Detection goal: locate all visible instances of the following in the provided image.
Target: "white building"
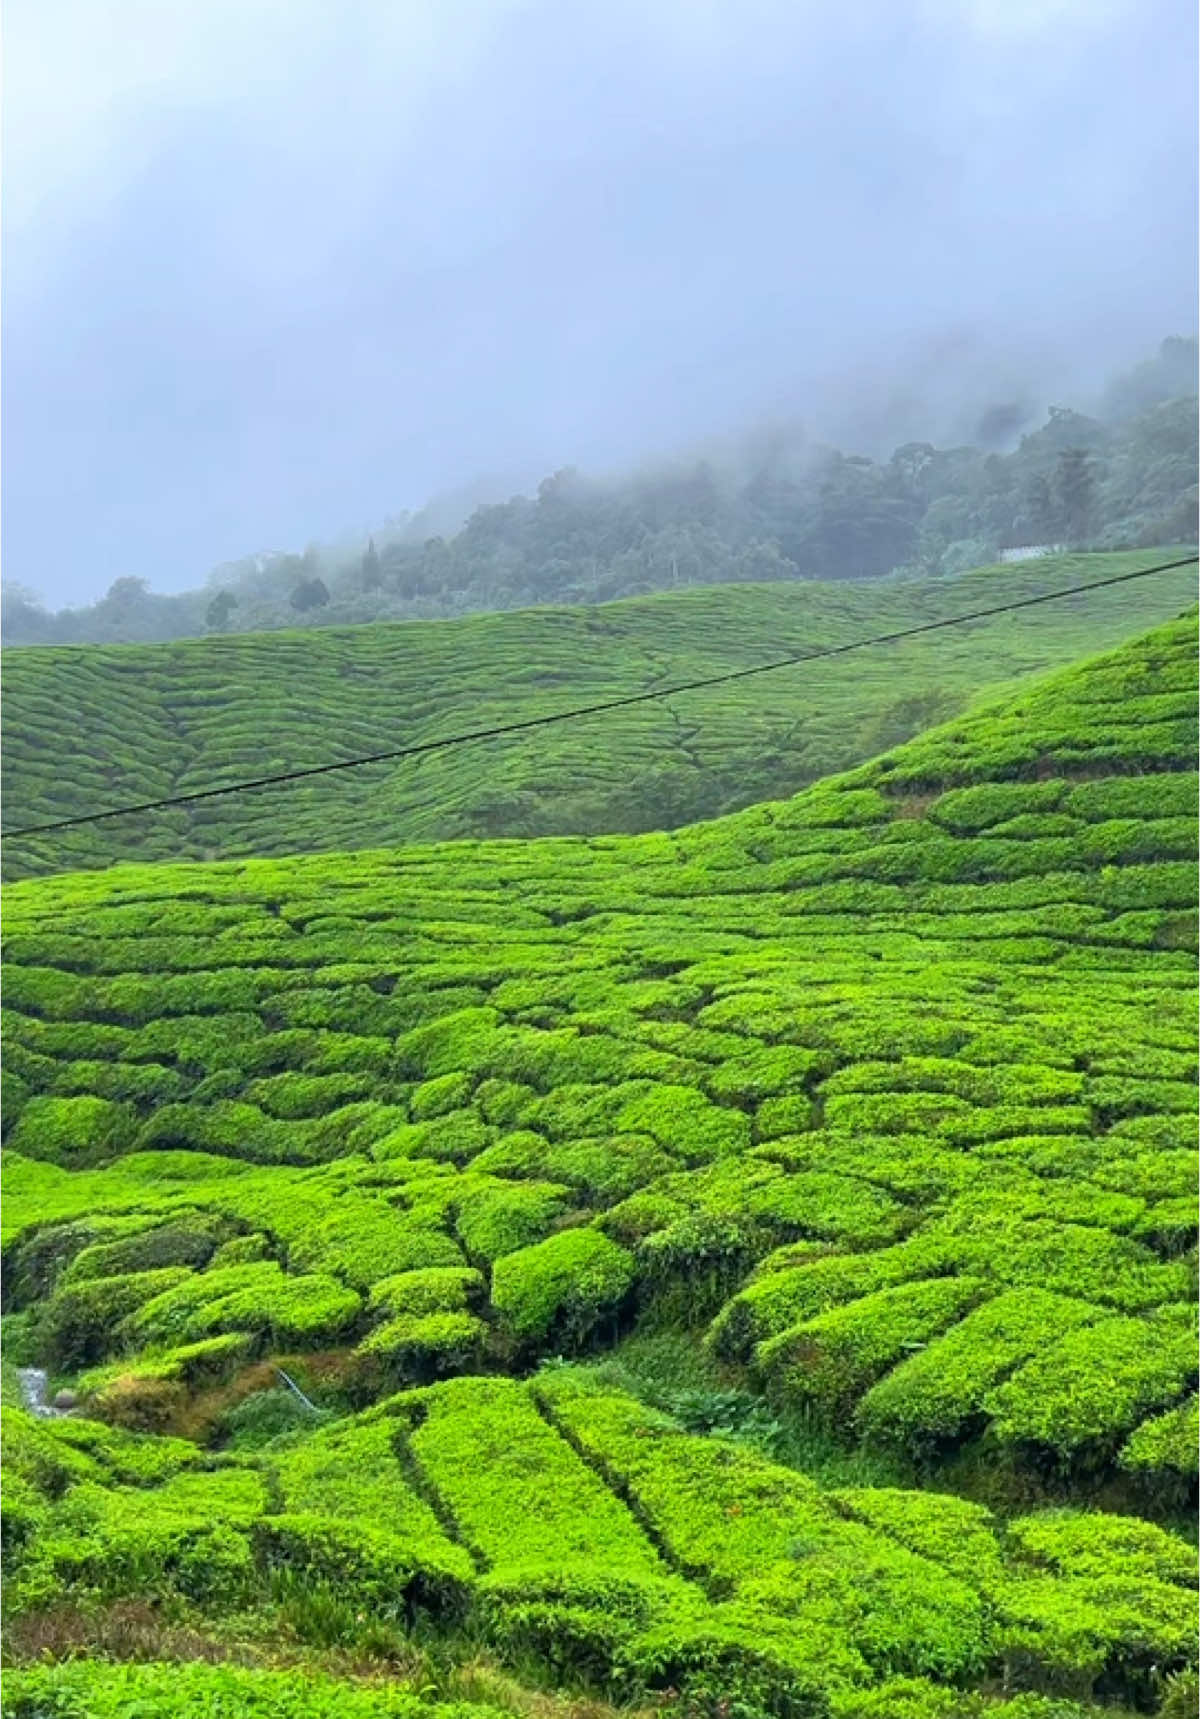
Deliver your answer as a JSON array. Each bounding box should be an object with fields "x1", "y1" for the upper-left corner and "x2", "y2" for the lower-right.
[{"x1": 998, "y1": 544, "x2": 1066, "y2": 563}]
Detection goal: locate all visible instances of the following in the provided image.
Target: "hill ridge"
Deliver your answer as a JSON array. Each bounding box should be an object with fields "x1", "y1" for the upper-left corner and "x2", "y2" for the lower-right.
[
  {"x1": 3, "y1": 549, "x2": 1194, "y2": 880},
  {"x1": 2, "y1": 613, "x2": 1197, "y2": 1715}
]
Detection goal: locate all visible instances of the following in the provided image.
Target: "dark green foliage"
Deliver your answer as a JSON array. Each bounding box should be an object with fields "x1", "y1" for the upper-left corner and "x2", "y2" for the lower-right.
[
  {"x1": 6, "y1": 357, "x2": 1196, "y2": 662},
  {"x1": 61, "y1": 1214, "x2": 227, "y2": 1282},
  {"x1": 218, "y1": 1386, "x2": 326, "y2": 1450},
  {"x1": 36, "y1": 1267, "x2": 197, "y2": 1369}
]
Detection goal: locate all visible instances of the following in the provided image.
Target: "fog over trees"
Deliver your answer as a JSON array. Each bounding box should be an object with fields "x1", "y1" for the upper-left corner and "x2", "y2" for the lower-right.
[{"x1": 4, "y1": 339, "x2": 1195, "y2": 647}]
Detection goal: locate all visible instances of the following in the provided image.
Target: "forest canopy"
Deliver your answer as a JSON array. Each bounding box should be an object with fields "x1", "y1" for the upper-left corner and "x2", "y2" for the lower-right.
[{"x1": 3, "y1": 339, "x2": 1196, "y2": 649}]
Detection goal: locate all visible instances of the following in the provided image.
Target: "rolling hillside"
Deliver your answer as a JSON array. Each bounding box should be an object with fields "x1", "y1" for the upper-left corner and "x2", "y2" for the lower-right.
[
  {"x1": 2, "y1": 611, "x2": 1196, "y2": 1715},
  {"x1": 3, "y1": 549, "x2": 1195, "y2": 881}
]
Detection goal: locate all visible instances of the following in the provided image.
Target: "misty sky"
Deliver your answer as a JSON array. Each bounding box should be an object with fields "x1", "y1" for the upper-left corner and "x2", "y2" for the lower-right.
[{"x1": 4, "y1": 0, "x2": 1197, "y2": 606}]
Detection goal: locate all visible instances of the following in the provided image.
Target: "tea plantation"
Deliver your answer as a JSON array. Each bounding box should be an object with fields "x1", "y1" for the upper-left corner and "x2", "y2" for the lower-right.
[
  {"x1": 3, "y1": 550, "x2": 1194, "y2": 880},
  {"x1": 1, "y1": 610, "x2": 1197, "y2": 1717}
]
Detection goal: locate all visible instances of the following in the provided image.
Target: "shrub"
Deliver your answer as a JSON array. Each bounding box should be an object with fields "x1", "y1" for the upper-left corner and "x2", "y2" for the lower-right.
[
  {"x1": 270, "y1": 1415, "x2": 470, "y2": 1577},
  {"x1": 492, "y1": 1229, "x2": 636, "y2": 1349},
  {"x1": 755, "y1": 1278, "x2": 988, "y2": 1417},
  {"x1": 706, "y1": 1238, "x2": 948, "y2": 1366},
  {"x1": 408, "y1": 1375, "x2": 667, "y2": 1585},
  {"x1": 614, "y1": 1085, "x2": 751, "y2": 1163},
  {"x1": 210, "y1": 1231, "x2": 273, "y2": 1266},
  {"x1": 374, "y1": 1109, "x2": 495, "y2": 1165},
  {"x1": 4, "y1": 1216, "x2": 153, "y2": 1309},
  {"x1": 367, "y1": 1265, "x2": 485, "y2": 1318},
  {"x1": 23, "y1": 1470, "x2": 263, "y2": 1609},
  {"x1": 1006, "y1": 1508, "x2": 1197, "y2": 1587},
  {"x1": 355, "y1": 1310, "x2": 487, "y2": 1380},
  {"x1": 122, "y1": 1261, "x2": 361, "y2": 1350},
  {"x1": 985, "y1": 1316, "x2": 1198, "y2": 1457},
  {"x1": 539, "y1": 1374, "x2": 989, "y2": 1683},
  {"x1": 410, "y1": 1070, "x2": 475, "y2": 1119},
  {"x1": 857, "y1": 1290, "x2": 1102, "y2": 1455},
  {"x1": 454, "y1": 1178, "x2": 569, "y2": 1263},
  {"x1": 61, "y1": 1215, "x2": 226, "y2": 1283},
  {"x1": 288, "y1": 1200, "x2": 463, "y2": 1288},
  {"x1": 1, "y1": 1406, "x2": 105, "y2": 1498},
  {"x1": 704, "y1": 1045, "x2": 828, "y2": 1107},
  {"x1": 246, "y1": 1071, "x2": 377, "y2": 1119},
  {"x1": 7, "y1": 1096, "x2": 137, "y2": 1166},
  {"x1": 36, "y1": 1266, "x2": 196, "y2": 1369},
  {"x1": 754, "y1": 1095, "x2": 816, "y2": 1139},
  {"x1": 637, "y1": 1214, "x2": 763, "y2": 1326},
  {"x1": 0, "y1": 1655, "x2": 485, "y2": 1715},
  {"x1": 829, "y1": 1488, "x2": 1004, "y2": 1590},
  {"x1": 219, "y1": 1386, "x2": 326, "y2": 1450},
  {"x1": 81, "y1": 1333, "x2": 253, "y2": 1430},
  {"x1": 1119, "y1": 1396, "x2": 1199, "y2": 1477},
  {"x1": 928, "y1": 781, "x2": 1067, "y2": 834}
]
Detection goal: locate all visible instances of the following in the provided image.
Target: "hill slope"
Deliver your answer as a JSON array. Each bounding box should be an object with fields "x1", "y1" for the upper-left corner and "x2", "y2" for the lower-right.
[
  {"x1": 3, "y1": 549, "x2": 1194, "y2": 880},
  {"x1": 2, "y1": 613, "x2": 1197, "y2": 1713}
]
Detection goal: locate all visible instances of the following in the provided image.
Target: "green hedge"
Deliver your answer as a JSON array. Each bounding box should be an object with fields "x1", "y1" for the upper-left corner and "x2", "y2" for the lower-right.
[
  {"x1": 7, "y1": 1095, "x2": 138, "y2": 1165},
  {"x1": 755, "y1": 1278, "x2": 988, "y2": 1416},
  {"x1": 0, "y1": 1660, "x2": 495, "y2": 1717},
  {"x1": 1119, "y1": 1396, "x2": 1200, "y2": 1477},
  {"x1": 123, "y1": 1261, "x2": 361, "y2": 1350},
  {"x1": 986, "y1": 1316, "x2": 1198, "y2": 1456},
  {"x1": 856, "y1": 1290, "x2": 1102, "y2": 1454},
  {"x1": 491, "y1": 1228, "x2": 635, "y2": 1348}
]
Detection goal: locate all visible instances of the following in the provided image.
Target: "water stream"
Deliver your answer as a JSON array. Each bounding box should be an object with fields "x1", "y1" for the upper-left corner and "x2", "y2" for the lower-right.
[{"x1": 16, "y1": 1367, "x2": 67, "y2": 1417}]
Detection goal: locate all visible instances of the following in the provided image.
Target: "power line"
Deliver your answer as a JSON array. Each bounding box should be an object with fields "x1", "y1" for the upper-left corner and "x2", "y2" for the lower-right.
[{"x1": 3, "y1": 553, "x2": 1196, "y2": 841}]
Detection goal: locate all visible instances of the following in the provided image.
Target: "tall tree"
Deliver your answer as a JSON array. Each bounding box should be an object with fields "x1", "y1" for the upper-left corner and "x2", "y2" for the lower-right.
[
  {"x1": 1055, "y1": 449, "x2": 1096, "y2": 545},
  {"x1": 1024, "y1": 472, "x2": 1060, "y2": 543},
  {"x1": 205, "y1": 590, "x2": 238, "y2": 632},
  {"x1": 361, "y1": 537, "x2": 382, "y2": 592},
  {"x1": 290, "y1": 578, "x2": 330, "y2": 612}
]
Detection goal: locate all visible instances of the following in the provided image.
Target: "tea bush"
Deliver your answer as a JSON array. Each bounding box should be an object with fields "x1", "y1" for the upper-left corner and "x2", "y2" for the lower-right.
[
  {"x1": 0, "y1": 1660, "x2": 498, "y2": 1716},
  {"x1": 985, "y1": 1315, "x2": 1198, "y2": 1455},
  {"x1": 356, "y1": 1309, "x2": 488, "y2": 1380},
  {"x1": 8, "y1": 1095, "x2": 138, "y2": 1166},
  {"x1": 122, "y1": 1261, "x2": 362, "y2": 1350},
  {"x1": 1120, "y1": 1397, "x2": 1200, "y2": 1476},
  {"x1": 491, "y1": 1228, "x2": 636, "y2": 1347},
  {"x1": 856, "y1": 1290, "x2": 1102, "y2": 1454},
  {"x1": 36, "y1": 1266, "x2": 197, "y2": 1369},
  {"x1": 755, "y1": 1278, "x2": 988, "y2": 1417},
  {"x1": 2, "y1": 612, "x2": 1197, "y2": 1710}
]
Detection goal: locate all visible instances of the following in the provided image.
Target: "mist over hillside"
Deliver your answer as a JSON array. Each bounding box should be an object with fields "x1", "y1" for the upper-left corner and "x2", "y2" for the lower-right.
[{"x1": 4, "y1": 338, "x2": 1196, "y2": 648}]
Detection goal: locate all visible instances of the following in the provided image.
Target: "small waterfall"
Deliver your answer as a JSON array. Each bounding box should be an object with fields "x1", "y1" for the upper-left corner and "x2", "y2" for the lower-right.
[{"x1": 16, "y1": 1368, "x2": 67, "y2": 1417}]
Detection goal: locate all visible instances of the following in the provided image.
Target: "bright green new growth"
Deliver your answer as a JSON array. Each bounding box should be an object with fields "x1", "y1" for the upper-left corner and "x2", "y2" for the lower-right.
[
  {"x1": 0, "y1": 1660, "x2": 499, "y2": 1716},
  {"x1": 1, "y1": 608, "x2": 1197, "y2": 1713},
  {"x1": 490, "y1": 1227, "x2": 636, "y2": 1345}
]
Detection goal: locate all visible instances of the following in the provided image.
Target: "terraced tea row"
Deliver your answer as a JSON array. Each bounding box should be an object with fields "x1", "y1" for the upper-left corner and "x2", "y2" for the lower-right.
[
  {"x1": 4, "y1": 1374, "x2": 1196, "y2": 1715},
  {"x1": 3, "y1": 550, "x2": 1193, "y2": 880},
  {"x1": 3, "y1": 616, "x2": 1196, "y2": 1496}
]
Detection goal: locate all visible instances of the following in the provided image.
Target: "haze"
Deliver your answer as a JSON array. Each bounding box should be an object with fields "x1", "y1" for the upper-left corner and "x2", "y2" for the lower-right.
[{"x1": 4, "y1": 0, "x2": 1196, "y2": 606}]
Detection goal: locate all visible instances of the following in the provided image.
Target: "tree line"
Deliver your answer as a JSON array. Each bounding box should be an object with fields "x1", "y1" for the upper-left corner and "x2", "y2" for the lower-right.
[{"x1": 4, "y1": 338, "x2": 1195, "y2": 648}]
